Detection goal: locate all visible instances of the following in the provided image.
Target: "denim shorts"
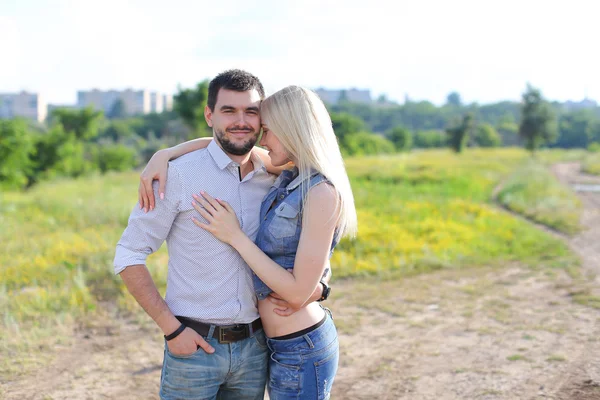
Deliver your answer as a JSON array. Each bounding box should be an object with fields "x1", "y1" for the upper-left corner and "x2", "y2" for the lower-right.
[{"x1": 266, "y1": 313, "x2": 339, "y2": 400}]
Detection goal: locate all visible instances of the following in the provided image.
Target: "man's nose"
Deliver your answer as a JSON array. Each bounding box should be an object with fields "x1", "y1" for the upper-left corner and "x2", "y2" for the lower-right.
[{"x1": 236, "y1": 111, "x2": 247, "y2": 125}]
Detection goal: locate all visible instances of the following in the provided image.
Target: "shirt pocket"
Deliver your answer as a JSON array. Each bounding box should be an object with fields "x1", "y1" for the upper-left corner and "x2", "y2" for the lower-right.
[{"x1": 268, "y1": 202, "x2": 300, "y2": 239}]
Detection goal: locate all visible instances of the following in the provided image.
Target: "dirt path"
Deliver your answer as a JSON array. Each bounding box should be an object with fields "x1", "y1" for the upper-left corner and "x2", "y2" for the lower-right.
[{"x1": 2, "y1": 163, "x2": 600, "y2": 400}]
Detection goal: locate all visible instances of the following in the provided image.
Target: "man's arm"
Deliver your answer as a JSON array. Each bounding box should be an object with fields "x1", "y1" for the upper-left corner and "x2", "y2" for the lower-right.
[
  {"x1": 115, "y1": 166, "x2": 214, "y2": 354},
  {"x1": 120, "y1": 265, "x2": 214, "y2": 354}
]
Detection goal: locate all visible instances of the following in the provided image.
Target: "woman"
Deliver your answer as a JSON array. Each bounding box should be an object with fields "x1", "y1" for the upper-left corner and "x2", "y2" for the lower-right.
[{"x1": 141, "y1": 86, "x2": 357, "y2": 399}]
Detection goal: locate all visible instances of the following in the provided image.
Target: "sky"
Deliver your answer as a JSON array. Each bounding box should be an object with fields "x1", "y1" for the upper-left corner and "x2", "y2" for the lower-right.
[{"x1": 1, "y1": 0, "x2": 598, "y2": 106}]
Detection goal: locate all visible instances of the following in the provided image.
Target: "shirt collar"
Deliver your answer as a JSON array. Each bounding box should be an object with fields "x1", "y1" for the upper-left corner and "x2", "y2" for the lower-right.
[
  {"x1": 207, "y1": 139, "x2": 266, "y2": 174},
  {"x1": 207, "y1": 140, "x2": 234, "y2": 170}
]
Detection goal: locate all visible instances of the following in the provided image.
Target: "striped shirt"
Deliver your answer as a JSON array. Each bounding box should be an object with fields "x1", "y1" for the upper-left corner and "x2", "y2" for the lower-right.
[{"x1": 114, "y1": 140, "x2": 275, "y2": 324}]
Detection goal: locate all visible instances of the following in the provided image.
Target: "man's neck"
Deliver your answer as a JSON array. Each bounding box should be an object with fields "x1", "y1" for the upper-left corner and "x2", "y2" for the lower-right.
[{"x1": 224, "y1": 150, "x2": 254, "y2": 180}]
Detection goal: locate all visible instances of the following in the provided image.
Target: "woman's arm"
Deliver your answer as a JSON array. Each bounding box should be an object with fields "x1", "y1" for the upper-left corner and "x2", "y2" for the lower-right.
[
  {"x1": 139, "y1": 139, "x2": 288, "y2": 212},
  {"x1": 139, "y1": 138, "x2": 212, "y2": 212},
  {"x1": 193, "y1": 184, "x2": 339, "y2": 309}
]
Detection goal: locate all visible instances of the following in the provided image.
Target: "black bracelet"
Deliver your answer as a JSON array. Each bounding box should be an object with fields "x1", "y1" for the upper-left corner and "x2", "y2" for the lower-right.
[{"x1": 164, "y1": 323, "x2": 186, "y2": 341}]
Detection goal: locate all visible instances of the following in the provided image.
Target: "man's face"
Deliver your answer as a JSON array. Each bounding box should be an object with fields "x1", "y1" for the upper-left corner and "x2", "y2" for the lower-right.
[{"x1": 205, "y1": 89, "x2": 261, "y2": 156}]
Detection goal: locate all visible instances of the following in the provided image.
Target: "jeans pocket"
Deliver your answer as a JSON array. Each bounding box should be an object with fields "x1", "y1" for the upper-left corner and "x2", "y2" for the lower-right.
[
  {"x1": 269, "y1": 351, "x2": 302, "y2": 392},
  {"x1": 314, "y1": 346, "x2": 339, "y2": 400},
  {"x1": 166, "y1": 341, "x2": 208, "y2": 359}
]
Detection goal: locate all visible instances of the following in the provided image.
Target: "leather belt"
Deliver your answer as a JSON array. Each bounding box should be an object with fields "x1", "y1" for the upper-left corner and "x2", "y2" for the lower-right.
[{"x1": 176, "y1": 316, "x2": 263, "y2": 344}]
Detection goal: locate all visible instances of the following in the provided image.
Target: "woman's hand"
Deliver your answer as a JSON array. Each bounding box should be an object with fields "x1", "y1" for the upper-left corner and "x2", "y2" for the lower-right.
[
  {"x1": 191, "y1": 191, "x2": 244, "y2": 245},
  {"x1": 138, "y1": 149, "x2": 171, "y2": 212}
]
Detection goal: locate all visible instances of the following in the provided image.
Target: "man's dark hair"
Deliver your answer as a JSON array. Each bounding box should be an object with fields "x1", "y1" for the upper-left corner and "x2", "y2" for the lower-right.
[{"x1": 207, "y1": 69, "x2": 265, "y2": 111}]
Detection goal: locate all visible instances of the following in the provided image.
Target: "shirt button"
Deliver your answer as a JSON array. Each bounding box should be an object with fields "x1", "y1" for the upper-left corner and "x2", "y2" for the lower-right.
[{"x1": 279, "y1": 194, "x2": 285, "y2": 200}]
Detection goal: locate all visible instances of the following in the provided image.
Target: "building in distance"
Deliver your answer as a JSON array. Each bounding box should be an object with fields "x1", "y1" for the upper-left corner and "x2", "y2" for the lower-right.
[
  {"x1": 77, "y1": 89, "x2": 173, "y2": 117},
  {"x1": 0, "y1": 91, "x2": 47, "y2": 122},
  {"x1": 314, "y1": 88, "x2": 372, "y2": 105}
]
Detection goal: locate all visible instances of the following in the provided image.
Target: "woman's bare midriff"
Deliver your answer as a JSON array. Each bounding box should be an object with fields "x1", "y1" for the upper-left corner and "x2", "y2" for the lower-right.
[{"x1": 259, "y1": 298, "x2": 326, "y2": 338}]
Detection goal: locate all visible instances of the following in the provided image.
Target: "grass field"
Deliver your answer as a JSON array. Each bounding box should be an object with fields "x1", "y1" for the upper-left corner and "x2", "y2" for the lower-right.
[
  {"x1": 496, "y1": 160, "x2": 582, "y2": 234},
  {"x1": 0, "y1": 148, "x2": 583, "y2": 375},
  {"x1": 582, "y1": 152, "x2": 600, "y2": 175}
]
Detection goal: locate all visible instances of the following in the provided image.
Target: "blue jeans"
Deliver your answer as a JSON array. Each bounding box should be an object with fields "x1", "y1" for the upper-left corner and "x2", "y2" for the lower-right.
[
  {"x1": 160, "y1": 329, "x2": 268, "y2": 400},
  {"x1": 266, "y1": 314, "x2": 339, "y2": 400}
]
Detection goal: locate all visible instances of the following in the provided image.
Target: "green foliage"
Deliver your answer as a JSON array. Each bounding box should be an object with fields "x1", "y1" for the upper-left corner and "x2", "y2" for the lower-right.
[
  {"x1": 50, "y1": 107, "x2": 103, "y2": 140},
  {"x1": 174, "y1": 80, "x2": 211, "y2": 137},
  {"x1": 99, "y1": 119, "x2": 138, "y2": 142},
  {"x1": 519, "y1": 84, "x2": 558, "y2": 153},
  {"x1": 31, "y1": 120, "x2": 96, "y2": 182},
  {"x1": 93, "y1": 144, "x2": 138, "y2": 173},
  {"x1": 446, "y1": 113, "x2": 474, "y2": 153},
  {"x1": 44, "y1": 130, "x2": 95, "y2": 179},
  {"x1": 555, "y1": 109, "x2": 600, "y2": 149},
  {"x1": 588, "y1": 142, "x2": 600, "y2": 152},
  {"x1": 474, "y1": 124, "x2": 502, "y2": 147},
  {"x1": 414, "y1": 130, "x2": 446, "y2": 148},
  {"x1": 0, "y1": 119, "x2": 35, "y2": 190},
  {"x1": 330, "y1": 112, "x2": 366, "y2": 140},
  {"x1": 386, "y1": 126, "x2": 413, "y2": 151},
  {"x1": 342, "y1": 132, "x2": 396, "y2": 156}
]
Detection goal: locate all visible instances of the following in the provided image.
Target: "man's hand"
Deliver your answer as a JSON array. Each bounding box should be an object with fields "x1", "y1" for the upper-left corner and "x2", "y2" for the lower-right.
[
  {"x1": 167, "y1": 327, "x2": 215, "y2": 355},
  {"x1": 268, "y1": 282, "x2": 324, "y2": 316}
]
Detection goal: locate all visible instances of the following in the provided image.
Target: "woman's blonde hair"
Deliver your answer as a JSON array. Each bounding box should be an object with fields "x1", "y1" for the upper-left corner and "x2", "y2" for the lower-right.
[{"x1": 260, "y1": 85, "x2": 357, "y2": 240}]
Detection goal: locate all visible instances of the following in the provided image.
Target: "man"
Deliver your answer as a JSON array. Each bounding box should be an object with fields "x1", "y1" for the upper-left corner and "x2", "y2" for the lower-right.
[{"x1": 114, "y1": 70, "x2": 327, "y2": 399}]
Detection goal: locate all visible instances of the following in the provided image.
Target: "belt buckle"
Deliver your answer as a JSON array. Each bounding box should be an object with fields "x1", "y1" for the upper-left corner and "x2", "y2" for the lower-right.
[
  {"x1": 218, "y1": 324, "x2": 249, "y2": 344},
  {"x1": 218, "y1": 327, "x2": 232, "y2": 344}
]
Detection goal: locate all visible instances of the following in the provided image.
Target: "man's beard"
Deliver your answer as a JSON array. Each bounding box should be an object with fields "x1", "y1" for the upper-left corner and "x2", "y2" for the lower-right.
[{"x1": 214, "y1": 127, "x2": 259, "y2": 156}]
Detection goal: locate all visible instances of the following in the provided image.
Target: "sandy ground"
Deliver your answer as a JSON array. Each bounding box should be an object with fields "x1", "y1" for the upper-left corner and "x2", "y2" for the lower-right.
[{"x1": 2, "y1": 163, "x2": 600, "y2": 400}]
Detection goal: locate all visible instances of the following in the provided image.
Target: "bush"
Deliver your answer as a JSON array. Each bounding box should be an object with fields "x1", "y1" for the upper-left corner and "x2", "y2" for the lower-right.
[
  {"x1": 386, "y1": 126, "x2": 413, "y2": 151},
  {"x1": 93, "y1": 144, "x2": 138, "y2": 173},
  {"x1": 474, "y1": 124, "x2": 502, "y2": 147},
  {"x1": 588, "y1": 142, "x2": 600, "y2": 152},
  {"x1": 0, "y1": 119, "x2": 35, "y2": 190},
  {"x1": 342, "y1": 132, "x2": 396, "y2": 156},
  {"x1": 414, "y1": 130, "x2": 447, "y2": 148}
]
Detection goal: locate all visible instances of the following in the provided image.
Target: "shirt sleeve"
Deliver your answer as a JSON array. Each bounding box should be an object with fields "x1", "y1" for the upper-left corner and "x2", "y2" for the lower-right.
[{"x1": 113, "y1": 164, "x2": 182, "y2": 274}]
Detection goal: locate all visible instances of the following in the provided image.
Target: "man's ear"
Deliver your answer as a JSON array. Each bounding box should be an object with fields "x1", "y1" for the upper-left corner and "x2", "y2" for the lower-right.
[{"x1": 204, "y1": 105, "x2": 213, "y2": 127}]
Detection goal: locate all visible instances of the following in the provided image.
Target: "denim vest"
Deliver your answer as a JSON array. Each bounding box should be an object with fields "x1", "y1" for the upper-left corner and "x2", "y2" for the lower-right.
[{"x1": 253, "y1": 168, "x2": 338, "y2": 300}]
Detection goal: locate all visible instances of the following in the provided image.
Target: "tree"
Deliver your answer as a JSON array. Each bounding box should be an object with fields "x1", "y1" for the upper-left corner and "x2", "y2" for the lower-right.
[
  {"x1": 174, "y1": 80, "x2": 211, "y2": 136},
  {"x1": 50, "y1": 107, "x2": 103, "y2": 140},
  {"x1": 446, "y1": 92, "x2": 462, "y2": 107},
  {"x1": 518, "y1": 84, "x2": 558, "y2": 153},
  {"x1": 0, "y1": 119, "x2": 35, "y2": 189},
  {"x1": 555, "y1": 109, "x2": 599, "y2": 149},
  {"x1": 107, "y1": 99, "x2": 127, "y2": 119},
  {"x1": 330, "y1": 112, "x2": 366, "y2": 140},
  {"x1": 93, "y1": 144, "x2": 138, "y2": 173},
  {"x1": 386, "y1": 126, "x2": 412, "y2": 151},
  {"x1": 446, "y1": 113, "x2": 474, "y2": 153},
  {"x1": 473, "y1": 124, "x2": 502, "y2": 147},
  {"x1": 496, "y1": 112, "x2": 520, "y2": 146}
]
